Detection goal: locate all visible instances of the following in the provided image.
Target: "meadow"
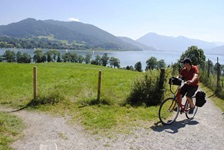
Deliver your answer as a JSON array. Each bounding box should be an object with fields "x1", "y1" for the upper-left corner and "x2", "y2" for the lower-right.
[{"x1": 0, "y1": 63, "x2": 160, "y2": 134}]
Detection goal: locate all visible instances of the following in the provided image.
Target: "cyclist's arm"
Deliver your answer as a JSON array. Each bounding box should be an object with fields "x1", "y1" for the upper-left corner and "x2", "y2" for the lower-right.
[{"x1": 186, "y1": 73, "x2": 198, "y2": 85}]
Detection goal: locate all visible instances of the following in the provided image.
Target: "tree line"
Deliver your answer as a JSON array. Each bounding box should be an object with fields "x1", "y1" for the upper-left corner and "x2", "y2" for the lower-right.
[
  {"x1": 0, "y1": 49, "x2": 167, "y2": 72},
  {"x1": 0, "y1": 49, "x2": 122, "y2": 68},
  {"x1": 126, "y1": 57, "x2": 166, "y2": 72}
]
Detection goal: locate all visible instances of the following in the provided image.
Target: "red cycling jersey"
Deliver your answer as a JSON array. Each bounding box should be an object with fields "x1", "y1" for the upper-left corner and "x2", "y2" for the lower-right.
[{"x1": 180, "y1": 65, "x2": 199, "y2": 86}]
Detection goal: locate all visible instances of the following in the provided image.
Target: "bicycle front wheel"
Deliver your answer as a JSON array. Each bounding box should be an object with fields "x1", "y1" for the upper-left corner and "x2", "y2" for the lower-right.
[{"x1": 159, "y1": 98, "x2": 179, "y2": 125}]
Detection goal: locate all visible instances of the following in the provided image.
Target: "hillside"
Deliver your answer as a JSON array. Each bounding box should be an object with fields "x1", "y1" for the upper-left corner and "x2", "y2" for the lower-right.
[
  {"x1": 0, "y1": 18, "x2": 141, "y2": 50},
  {"x1": 204, "y1": 45, "x2": 224, "y2": 55},
  {"x1": 118, "y1": 36, "x2": 157, "y2": 51},
  {"x1": 137, "y1": 32, "x2": 218, "y2": 51}
]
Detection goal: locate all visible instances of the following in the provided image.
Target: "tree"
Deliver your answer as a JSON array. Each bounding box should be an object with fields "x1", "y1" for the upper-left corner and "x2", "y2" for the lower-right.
[
  {"x1": 179, "y1": 46, "x2": 206, "y2": 65},
  {"x1": 70, "y1": 52, "x2": 78, "y2": 62},
  {"x1": 33, "y1": 49, "x2": 46, "y2": 63},
  {"x1": 85, "y1": 53, "x2": 92, "y2": 64},
  {"x1": 78, "y1": 55, "x2": 84, "y2": 63},
  {"x1": 101, "y1": 53, "x2": 109, "y2": 66},
  {"x1": 93, "y1": 55, "x2": 102, "y2": 65},
  {"x1": 126, "y1": 65, "x2": 134, "y2": 71},
  {"x1": 52, "y1": 50, "x2": 59, "y2": 62},
  {"x1": 146, "y1": 56, "x2": 157, "y2": 70},
  {"x1": 109, "y1": 57, "x2": 120, "y2": 68},
  {"x1": 3, "y1": 50, "x2": 15, "y2": 62},
  {"x1": 62, "y1": 52, "x2": 78, "y2": 62},
  {"x1": 0, "y1": 55, "x2": 3, "y2": 62},
  {"x1": 91, "y1": 60, "x2": 98, "y2": 65},
  {"x1": 57, "y1": 53, "x2": 62, "y2": 62},
  {"x1": 157, "y1": 59, "x2": 166, "y2": 69},
  {"x1": 62, "y1": 52, "x2": 71, "y2": 62},
  {"x1": 46, "y1": 51, "x2": 53, "y2": 62},
  {"x1": 214, "y1": 62, "x2": 222, "y2": 74},
  {"x1": 135, "y1": 61, "x2": 142, "y2": 72},
  {"x1": 22, "y1": 52, "x2": 31, "y2": 63},
  {"x1": 16, "y1": 51, "x2": 31, "y2": 63},
  {"x1": 45, "y1": 50, "x2": 59, "y2": 62},
  {"x1": 16, "y1": 51, "x2": 23, "y2": 63}
]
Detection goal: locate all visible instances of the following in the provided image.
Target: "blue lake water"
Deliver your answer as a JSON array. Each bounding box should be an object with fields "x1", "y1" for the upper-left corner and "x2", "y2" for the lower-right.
[{"x1": 0, "y1": 48, "x2": 223, "y2": 69}]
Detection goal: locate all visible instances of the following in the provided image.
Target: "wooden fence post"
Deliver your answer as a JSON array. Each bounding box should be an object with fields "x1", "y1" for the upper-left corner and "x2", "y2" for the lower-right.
[
  {"x1": 207, "y1": 59, "x2": 210, "y2": 77},
  {"x1": 33, "y1": 66, "x2": 37, "y2": 100},
  {"x1": 97, "y1": 70, "x2": 102, "y2": 101},
  {"x1": 214, "y1": 57, "x2": 222, "y2": 95},
  {"x1": 217, "y1": 57, "x2": 221, "y2": 89},
  {"x1": 159, "y1": 68, "x2": 165, "y2": 102},
  {"x1": 222, "y1": 80, "x2": 223, "y2": 87}
]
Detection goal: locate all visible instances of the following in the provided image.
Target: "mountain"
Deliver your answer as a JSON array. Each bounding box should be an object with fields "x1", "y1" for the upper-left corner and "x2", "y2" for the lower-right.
[
  {"x1": 0, "y1": 18, "x2": 141, "y2": 50},
  {"x1": 1, "y1": 18, "x2": 222, "y2": 52},
  {"x1": 118, "y1": 37, "x2": 157, "y2": 51},
  {"x1": 214, "y1": 42, "x2": 224, "y2": 46},
  {"x1": 204, "y1": 45, "x2": 224, "y2": 55},
  {"x1": 137, "y1": 32, "x2": 218, "y2": 51}
]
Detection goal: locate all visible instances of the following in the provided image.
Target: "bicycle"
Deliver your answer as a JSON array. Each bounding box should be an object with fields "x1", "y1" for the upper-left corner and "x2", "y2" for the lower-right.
[{"x1": 158, "y1": 77, "x2": 198, "y2": 125}]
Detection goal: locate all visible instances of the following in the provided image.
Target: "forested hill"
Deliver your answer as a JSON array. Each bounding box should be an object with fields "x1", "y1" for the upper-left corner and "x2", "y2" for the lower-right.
[
  {"x1": 137, "y1": 32, "x2": 217, "y2": 51},
  {"x1": 0, "y1": 18, "x2": 148, "y2": 51}
]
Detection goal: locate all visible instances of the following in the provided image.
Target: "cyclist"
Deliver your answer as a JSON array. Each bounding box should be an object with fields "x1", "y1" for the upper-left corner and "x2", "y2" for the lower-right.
[{"x1": 178, "y1": 58, "x2": 199, "y2": 114}]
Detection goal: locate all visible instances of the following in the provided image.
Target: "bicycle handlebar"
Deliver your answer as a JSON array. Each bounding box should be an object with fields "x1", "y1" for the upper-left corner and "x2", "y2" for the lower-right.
[{"x1": 169, "y1": 79, "x2": 186, "y2": 95}]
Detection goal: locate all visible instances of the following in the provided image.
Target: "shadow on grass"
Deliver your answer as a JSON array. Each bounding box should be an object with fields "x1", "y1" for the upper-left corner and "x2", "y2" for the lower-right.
[
  {"x1": 150, "y1": 119, "x2": 199, "y2": 134},
  {"x1": 78, "y1": 98, "x2": 111, "y2": 108},
  {"x1": 208, "y1": 93, "x2": 217, "y2": 98},
  {"x1": 5, "y1": 96, "x2": 112, "y2": 112},
  {"x1": 4, "y1": 97, "x2": 60, "y2": 112}
]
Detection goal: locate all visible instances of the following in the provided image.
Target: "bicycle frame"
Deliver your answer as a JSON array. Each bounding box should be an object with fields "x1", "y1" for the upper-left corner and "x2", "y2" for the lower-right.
[{"x1": 170, "y1": 84, "x2": 190, "y2": 113}]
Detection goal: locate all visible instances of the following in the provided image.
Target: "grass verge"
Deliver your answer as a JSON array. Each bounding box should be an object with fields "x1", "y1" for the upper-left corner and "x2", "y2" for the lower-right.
[
  {"x1": 0, "y1": 112, "x2": 25, "y2": 150},
  {"x1": 200, "y1": 83, "x2": 224, "y2": 112}
]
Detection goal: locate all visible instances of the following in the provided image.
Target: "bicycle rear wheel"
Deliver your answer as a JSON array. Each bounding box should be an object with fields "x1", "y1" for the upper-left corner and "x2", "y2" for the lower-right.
[
  {"x1": 185, "y1": 97, "x2": 198, "y2": 119},
  {"x1": 159, "y1": 98, "x2": 179, "y2": 125}
]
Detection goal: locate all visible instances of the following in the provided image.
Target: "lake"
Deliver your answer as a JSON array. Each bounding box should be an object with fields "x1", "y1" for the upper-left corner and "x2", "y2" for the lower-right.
[{"x1": 0, "y1": 48, "x2": 223, "y2": 69}]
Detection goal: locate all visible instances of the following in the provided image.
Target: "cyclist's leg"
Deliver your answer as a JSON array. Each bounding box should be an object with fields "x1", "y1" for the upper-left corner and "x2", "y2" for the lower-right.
[
  {"x1": 180, "y1": 84, "x2": 188, "y2": 104},
  {"x1": 185, "y1": 97, "x2": 198, "y2": 119},
  {"x1": 186, "y1": 97, "x2": 194, "y2": 108},
  {"x1": 186, "y1": 86, "x2": 198, "y2": 108}
]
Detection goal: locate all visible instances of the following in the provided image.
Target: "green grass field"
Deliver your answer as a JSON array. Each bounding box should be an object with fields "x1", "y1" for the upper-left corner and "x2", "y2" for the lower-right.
[
  {"x1": 0, "y1": 63, "x2": 159, "y2": 134},
  {"x1": 0, "y1": 63, "x2": 135, "y2": 105}
]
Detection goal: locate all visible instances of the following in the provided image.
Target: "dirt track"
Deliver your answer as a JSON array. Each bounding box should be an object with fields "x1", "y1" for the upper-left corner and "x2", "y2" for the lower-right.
[{"x1": 1, "y1": 95, "x2": 224, "y2": 150}]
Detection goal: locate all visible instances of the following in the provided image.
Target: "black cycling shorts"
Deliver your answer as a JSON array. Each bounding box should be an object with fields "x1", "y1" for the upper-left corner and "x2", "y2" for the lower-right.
[{"x1": 180, "y1": 84, "x2": 198, "y2": 98}]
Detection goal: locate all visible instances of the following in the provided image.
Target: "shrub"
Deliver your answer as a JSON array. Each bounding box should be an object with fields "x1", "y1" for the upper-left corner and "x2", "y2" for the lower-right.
[{"x1": 125, "y1": 70, "x2": 162, "y2": 106}]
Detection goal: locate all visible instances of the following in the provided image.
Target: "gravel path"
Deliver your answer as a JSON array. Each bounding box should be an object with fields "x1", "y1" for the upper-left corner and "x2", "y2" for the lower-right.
[{"x1": 1, "y1": 96, "x2": 224, "y2": 150}]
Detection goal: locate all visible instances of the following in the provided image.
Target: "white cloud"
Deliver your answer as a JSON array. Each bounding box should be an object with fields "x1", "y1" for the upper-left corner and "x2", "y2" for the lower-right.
[{"x1": 68, "y1": 17, "x2": 80, "y2": 22}]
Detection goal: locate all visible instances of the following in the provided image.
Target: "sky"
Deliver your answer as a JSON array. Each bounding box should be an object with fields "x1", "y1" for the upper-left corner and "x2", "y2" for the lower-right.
[{"x1": 0, "y1": 0, "x2": 224, "y2": 43}]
